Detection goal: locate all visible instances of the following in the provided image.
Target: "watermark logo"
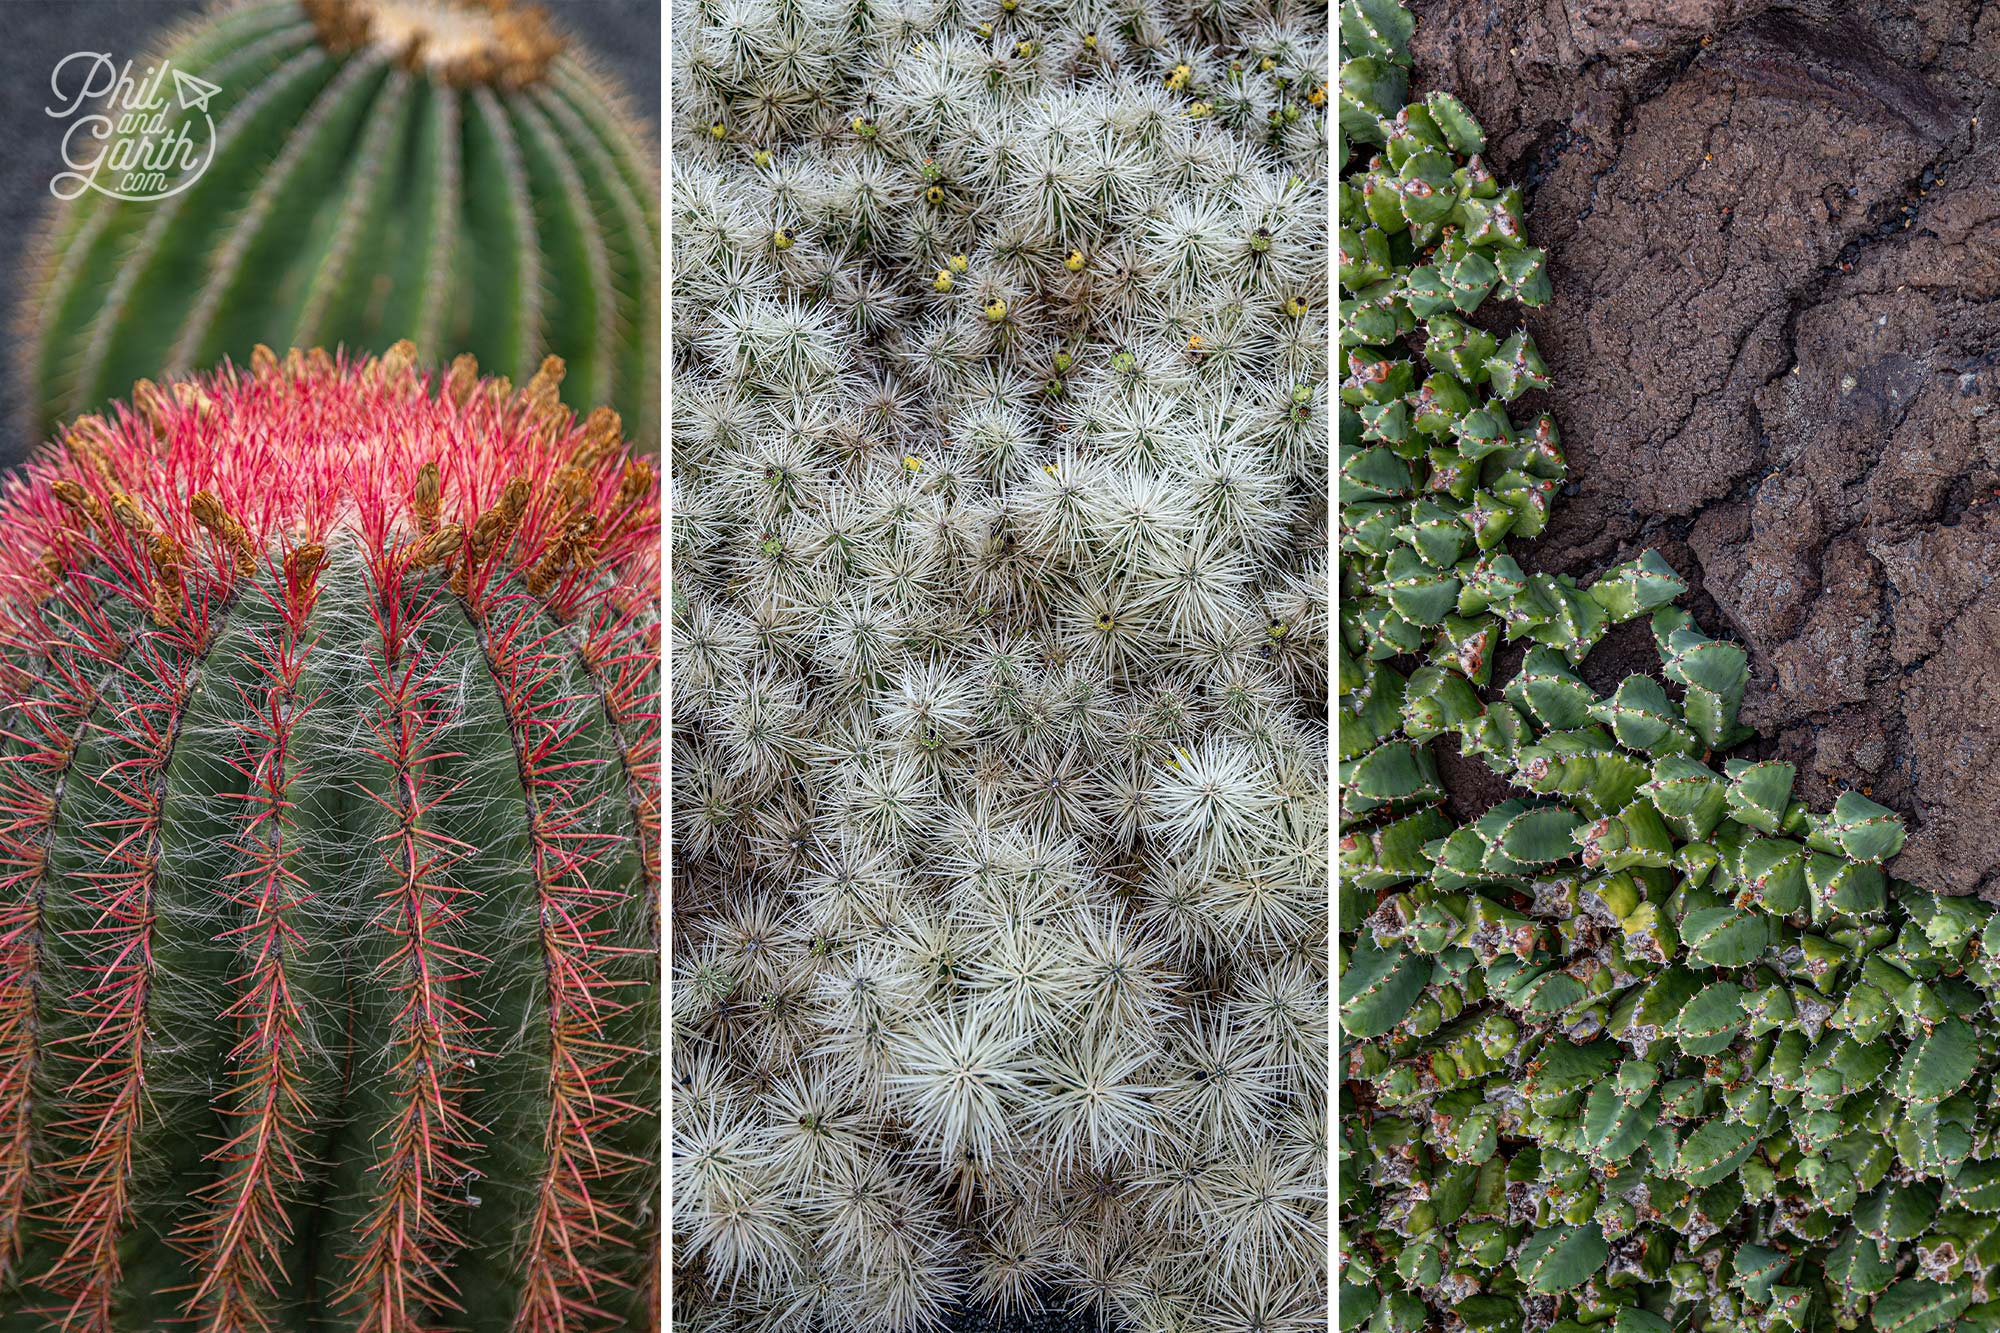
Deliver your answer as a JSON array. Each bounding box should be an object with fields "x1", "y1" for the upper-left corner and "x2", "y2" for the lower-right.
[{"x1": 47, "y1": 53, "x2": 222, "y2": 202}]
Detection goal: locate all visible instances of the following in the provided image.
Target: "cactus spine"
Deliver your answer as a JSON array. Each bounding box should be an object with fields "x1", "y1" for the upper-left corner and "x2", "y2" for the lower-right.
[
  {"x1": 22, "y1": 0, "x2": 661, "y2": 448},
  {"x1": 0, "y1": 344, "x2": 660, "y2": 1332}
]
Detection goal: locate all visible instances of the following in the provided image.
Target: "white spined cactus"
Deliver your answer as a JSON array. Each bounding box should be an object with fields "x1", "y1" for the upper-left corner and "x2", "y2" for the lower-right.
[{"x1": 671, "y1": 0, "x2": 1329, "y2": 1327}]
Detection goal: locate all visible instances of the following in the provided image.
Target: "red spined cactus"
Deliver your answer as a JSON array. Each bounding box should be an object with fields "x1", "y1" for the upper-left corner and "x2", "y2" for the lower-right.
[{"x1": 0, "y1": 344, "x2": 659, "y2": 1332}]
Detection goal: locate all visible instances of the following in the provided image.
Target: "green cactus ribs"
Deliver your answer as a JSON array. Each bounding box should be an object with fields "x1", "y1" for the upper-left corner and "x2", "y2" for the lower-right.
[
  {"x1": 22, "y1": 0, "x2": 661, "y2": 448},
  {"x1": 0, "y1": 344, "x2": 660, "y2": 1333}
]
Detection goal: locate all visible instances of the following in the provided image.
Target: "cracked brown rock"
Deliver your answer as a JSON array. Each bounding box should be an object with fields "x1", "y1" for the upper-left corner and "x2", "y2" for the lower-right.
[{"x1": 1411, "y1": 0, "x2": 2000, "y2": 893}]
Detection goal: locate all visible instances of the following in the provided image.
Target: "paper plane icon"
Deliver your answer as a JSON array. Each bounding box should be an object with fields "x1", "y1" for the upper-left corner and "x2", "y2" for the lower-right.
[{"x1": 171, "y1": 68, "x2": 221, "y2": 113}]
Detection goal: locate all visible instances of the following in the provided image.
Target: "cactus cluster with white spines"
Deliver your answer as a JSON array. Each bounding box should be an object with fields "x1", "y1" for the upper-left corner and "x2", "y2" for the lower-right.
[{"x1": 669, "y1": 0, "x2": 1330, "y2": 1329}]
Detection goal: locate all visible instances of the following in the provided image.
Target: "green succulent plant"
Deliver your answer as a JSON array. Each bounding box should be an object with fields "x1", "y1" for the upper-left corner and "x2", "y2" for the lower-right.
[
  {"x1": 1338, "y1": 2, "x2": 2000, "y2": 1329},
  {"x1": 1338, "y1": 598, "x2": 2000, "y2": 1329},
  {"x1": 22, "y1": 0, "x2": 660, "y2": 447},
  {"x1": 1338, "y1": 0, "x2": 1556, "y2": 687}
]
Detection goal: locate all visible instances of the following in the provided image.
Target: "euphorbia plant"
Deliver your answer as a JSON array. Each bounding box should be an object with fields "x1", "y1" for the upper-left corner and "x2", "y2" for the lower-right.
[{"x1": 0, "y1": 343, "x2": 659, "y2": 1332}]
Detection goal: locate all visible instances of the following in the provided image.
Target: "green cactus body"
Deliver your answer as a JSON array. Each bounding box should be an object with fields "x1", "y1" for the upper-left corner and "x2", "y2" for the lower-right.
[
  {"x1": 23, "y1": 0, "x2": 661, "y2": 448},
  {"x1": 0, "y1": 346, "x2": 660, "y2": 1332}
]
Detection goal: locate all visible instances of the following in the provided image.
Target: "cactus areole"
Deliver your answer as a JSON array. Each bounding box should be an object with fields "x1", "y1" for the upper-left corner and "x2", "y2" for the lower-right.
[
  {"x1": 23, "y1": 0, "x2": 661, "y2": 448},
  {"x1": 0, "y1": 345, "x2": 661, "y2": 1332}
]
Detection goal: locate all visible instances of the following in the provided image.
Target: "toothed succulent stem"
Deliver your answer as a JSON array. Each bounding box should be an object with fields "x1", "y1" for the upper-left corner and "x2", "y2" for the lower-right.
[
  {"x1": 0, "y1": 344, "x2": 659, "y2": 1332},
  {"x1": 1338, "y1": 1, "x2": 2000, "y2": 1327},
  {"x1": 23, "y1": 0, "x2": 661, "y2": 449}
]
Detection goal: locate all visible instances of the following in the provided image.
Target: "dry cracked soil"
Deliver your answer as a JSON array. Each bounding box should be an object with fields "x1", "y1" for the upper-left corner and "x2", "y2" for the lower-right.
[{"x1": 1414, "y1": 0, "x2": 2000, "y2": 896}]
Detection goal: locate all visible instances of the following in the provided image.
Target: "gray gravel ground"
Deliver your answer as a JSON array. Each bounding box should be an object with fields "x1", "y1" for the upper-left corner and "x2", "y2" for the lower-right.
[
  {"x1": 0, "y1": 0, "x2": 660, "y2": 467},
  {"x1": 945, "y1": 1294, "x2": 1111, "y2": 1333}
]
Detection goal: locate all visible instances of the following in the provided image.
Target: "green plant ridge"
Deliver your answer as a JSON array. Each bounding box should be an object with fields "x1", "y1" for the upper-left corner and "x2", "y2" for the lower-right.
[{"x1": 21, "y1": 0, "x2": 662, "y2": 447}]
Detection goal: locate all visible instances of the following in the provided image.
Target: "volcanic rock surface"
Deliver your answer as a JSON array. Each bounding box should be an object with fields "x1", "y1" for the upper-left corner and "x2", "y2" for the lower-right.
[{"x1": 1411, "y1": 0, "x2": 2000, "y2": 895}]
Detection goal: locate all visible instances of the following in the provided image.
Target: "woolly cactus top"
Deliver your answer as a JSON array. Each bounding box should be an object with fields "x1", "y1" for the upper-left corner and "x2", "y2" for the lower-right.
[
  {"x1": 304, "y1": 0, "x2": 567, "y2": 89},
  {"x1": 0, "y1": 344, "x2": 657, "y2": 605}
]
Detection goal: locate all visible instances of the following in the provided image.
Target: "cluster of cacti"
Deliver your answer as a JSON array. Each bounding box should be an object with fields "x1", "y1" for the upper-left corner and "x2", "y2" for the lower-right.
[
  {"x1": 1339, "y1": 2, "x2": 2000, "y2": 1330},
  {"x1": 22, "y1": 0, "x2": 661, "y2": 447},
  {"x1": 671, "y1": 0, "x2": 1329, "y2": 1328},
  {"x1": 0, "y1": 344, "x2": 660, "y2": 1332}
]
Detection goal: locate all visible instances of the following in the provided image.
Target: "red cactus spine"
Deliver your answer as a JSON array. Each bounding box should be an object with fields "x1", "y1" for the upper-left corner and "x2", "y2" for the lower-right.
[{"x1": 0, "y1": 343, "x2": 660, "y2": 1333}]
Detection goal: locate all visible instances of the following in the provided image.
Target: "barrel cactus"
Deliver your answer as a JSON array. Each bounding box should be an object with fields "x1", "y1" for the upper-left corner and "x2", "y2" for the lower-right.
[
  {"x1": 0, "y1": 343, "x2": 660, "y2": 1332},
  {"x1": 22, "y1": 0, "x2": 661, "y2": 448}
]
